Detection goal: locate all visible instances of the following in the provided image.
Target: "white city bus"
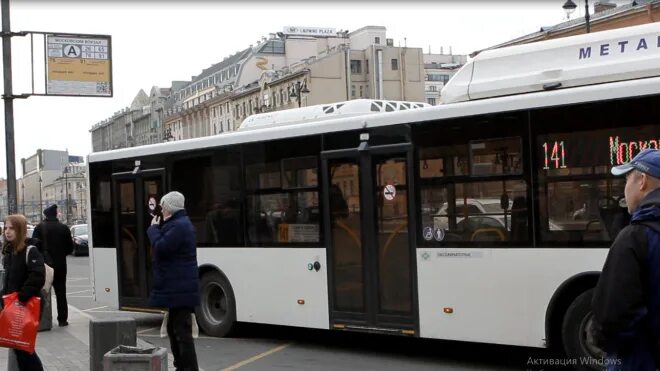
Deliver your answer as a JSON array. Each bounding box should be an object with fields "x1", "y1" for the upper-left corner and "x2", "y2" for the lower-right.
[{"x1": 88, "y1": 22, "x2": 660, "y2": 366}]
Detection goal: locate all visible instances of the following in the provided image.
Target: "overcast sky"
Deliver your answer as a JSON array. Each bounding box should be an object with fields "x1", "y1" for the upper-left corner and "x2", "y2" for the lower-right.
[{"x1": 0, "y1": 0, "x2": 619, "y2": 178}]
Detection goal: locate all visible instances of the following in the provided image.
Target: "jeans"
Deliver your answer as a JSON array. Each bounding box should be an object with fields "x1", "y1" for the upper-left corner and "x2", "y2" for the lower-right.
[
  {"x1": 52, "y1": 264, "x2": 68, "y2": 323},
  {"x1": 14, "y1": 349, "x2": 44, "y2": 371},
  {"x1": 167, "y1": 307, "x2": 199, "y2": 371}
]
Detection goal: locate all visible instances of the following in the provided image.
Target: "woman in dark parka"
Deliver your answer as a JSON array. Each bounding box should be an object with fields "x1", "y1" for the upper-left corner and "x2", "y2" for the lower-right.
[{"x1": 147, "y1": 191, "x2": 200, "y2": 371}]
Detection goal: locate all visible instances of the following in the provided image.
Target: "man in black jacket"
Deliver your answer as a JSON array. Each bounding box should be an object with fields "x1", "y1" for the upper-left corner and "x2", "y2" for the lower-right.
[
  {"x1": 591, "y1": 149, "x2": 660, "y2": 370},
  {"x1": 32, "y1": 204, "x2": 73, "y2": 327}
]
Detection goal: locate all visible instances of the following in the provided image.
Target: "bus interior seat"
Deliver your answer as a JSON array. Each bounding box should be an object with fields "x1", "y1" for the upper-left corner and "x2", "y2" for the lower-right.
[
  {"x1": 598, "y1": 196, "x2": 630, "y2": 240},
  {"x1": 471, "y1": 228, "x2": 506, "y2": 242}
]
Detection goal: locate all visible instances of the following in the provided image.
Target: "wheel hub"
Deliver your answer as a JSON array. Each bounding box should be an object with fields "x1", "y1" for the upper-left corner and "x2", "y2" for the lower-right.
[{"x1": 203, "y1": 282, "x2": 228, "y2": 325}]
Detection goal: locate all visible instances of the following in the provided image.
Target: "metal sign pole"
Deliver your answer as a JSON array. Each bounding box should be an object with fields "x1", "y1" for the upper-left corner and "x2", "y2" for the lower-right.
[{"x1": 1, "y1": 0, "x2": 17, "y2": 215}]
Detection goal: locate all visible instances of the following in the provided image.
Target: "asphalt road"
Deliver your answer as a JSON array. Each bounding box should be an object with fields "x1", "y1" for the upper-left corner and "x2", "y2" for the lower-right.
[{"x1": 66, "y1": 255, "x2": 566, "y2": 371}]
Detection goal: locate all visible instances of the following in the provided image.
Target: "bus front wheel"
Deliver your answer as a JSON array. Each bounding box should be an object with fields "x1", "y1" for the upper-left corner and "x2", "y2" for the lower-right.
[
  {"x1": 561, "y1": 289, "x2": 605, "y2": 370},
  {"x1": 196, "y1": 271, "x2": 236, "y2": 337}
]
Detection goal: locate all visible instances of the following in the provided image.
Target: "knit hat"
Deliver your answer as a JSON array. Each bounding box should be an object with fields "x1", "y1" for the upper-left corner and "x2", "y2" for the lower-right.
[
  {"x1": 44, "y1": 204, "x2": 58, "y2": 218},
  {"x1": 160, "y1": 191, "x2": 185, "y2": 213}
]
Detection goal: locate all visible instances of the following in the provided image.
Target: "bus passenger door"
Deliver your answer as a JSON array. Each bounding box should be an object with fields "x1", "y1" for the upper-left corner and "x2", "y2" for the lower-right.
[
  {"x1": 322, "y1": 144, "x2": 418, "y2": 334},
  {"x1": 112, "y1": 169, "x2": 166, "y2": 309}
]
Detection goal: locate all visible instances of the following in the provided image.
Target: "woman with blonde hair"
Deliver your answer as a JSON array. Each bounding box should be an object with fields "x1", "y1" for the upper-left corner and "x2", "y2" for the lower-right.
[{"x1": 1, "y1": 214, "x2": 45, "y2": 370}]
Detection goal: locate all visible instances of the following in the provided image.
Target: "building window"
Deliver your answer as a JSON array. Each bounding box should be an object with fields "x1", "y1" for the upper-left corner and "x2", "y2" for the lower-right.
[
  {"x1": 427, "y1": 98, "x2": 436, "y2": 105},
  {"x1": 429, "y1": 85, "x2": 437, "y2": 92},
  {"x1": 375, "y1": 37, "x2": 380, "y2": 44},
  {"x1": 427, "y1": 74, "x2": 450, "y2": 84},
  {"x1": 359, "y1": 85, "x2": 363, "y2": 98},
  {"x1": 351, "y1": 85, "x2": 356, "y2": 98},
  {"x1": 350, "y1": 60, "x2": 362, "y2": 74},
  {"x1": 391, "y1": 59, "x2": 399, "y2": 71}
]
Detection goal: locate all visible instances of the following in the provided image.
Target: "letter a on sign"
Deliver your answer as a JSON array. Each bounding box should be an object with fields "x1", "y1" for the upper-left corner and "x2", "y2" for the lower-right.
[{"x1": 64, "y1": 45, "x2": 81, "y2": 58}]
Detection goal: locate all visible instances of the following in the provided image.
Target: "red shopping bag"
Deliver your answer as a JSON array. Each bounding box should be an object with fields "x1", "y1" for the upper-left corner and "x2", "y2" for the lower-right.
[{"x1": 0, "y1": 292, "x2": 41, "y2": 354}]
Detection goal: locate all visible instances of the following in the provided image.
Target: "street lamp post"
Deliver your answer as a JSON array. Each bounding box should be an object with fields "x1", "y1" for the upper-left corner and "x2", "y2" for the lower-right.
[
  {"x1": 563, "y1": 0, "x2": 590, "y2": 33},
  {"x1": 64, "y1": 166, "x2": 69, "y2": 225},
  {"x1": 38, "y1": 175, "x2": 43, "y2": 221},
  {"x1": 289, "y1": 80, "x2": 310, "y2": 108}
]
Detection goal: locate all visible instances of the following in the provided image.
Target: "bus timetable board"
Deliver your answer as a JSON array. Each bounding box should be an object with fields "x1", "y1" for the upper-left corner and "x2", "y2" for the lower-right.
[{"x1": 46, "y1": 34, "x2": 112, "y2": 97}]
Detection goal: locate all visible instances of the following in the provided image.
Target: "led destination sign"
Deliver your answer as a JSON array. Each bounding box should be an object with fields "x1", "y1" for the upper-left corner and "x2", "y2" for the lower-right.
[
  {"x1": 539, "y1": 125, "x2": 657, "y2": 172},
  {"x1": 610, "y1": 135, "x2": 659, "y2": 166}
]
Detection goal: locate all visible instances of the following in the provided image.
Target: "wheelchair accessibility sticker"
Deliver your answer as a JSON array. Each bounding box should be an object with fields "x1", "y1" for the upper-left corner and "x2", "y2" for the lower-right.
[
  {"x1": 423, "y1": 226, "x2": 445, "y2": 242},
  {"x1": 423, "y1": 226, "x2": 433, "y2": 241}
]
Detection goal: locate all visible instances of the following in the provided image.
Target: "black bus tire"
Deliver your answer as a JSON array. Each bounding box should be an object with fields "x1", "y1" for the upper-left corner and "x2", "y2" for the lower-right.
[
  {"x1": 196, "y1": 271, "x2": 236, "y2": 337},
  {"x1": 561, "y1": 288, "x2": 605, "y2": 370}
]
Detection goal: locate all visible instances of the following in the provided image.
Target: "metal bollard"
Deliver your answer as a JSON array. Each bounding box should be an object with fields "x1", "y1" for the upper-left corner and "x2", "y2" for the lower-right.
[{"x1": 89, "y1": 318, "x2": 137, "y2": 371}]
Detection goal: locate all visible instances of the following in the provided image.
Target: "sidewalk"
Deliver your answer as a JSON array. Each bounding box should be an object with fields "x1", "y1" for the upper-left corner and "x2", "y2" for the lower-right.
[{"x1": 0, "y1": 302, "x2": 171, "y2": 371}]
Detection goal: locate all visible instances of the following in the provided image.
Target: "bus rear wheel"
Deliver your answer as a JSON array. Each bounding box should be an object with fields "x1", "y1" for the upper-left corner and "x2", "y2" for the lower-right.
[
  {"x1": 561, "y1": 289, "x2": 605, "y2": 370},
  {"x1": 196, "y1": 271, "x2": 236, "y2": 337}
]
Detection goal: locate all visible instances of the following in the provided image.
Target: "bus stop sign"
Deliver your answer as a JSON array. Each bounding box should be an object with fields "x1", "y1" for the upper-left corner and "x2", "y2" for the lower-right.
[{"x1": 46, "y1": 33, "x2": 112, "y2": 97}]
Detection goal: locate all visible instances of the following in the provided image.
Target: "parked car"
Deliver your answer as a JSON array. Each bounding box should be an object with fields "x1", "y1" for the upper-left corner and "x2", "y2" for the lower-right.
[
  {"x1": 433, "y1": 198, "x2": 513, "y2": 230},
  {"x1": 70, "y1": 224, "x2": 89, "y2": 256}
]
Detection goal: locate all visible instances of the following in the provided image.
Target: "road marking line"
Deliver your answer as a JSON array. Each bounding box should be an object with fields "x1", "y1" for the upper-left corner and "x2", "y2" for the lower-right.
[
  {"x1": 221, "y1": 343, "x2": 291, "y2": 371},
  {"x1": 86, "y1": 309, "x2": 138, "y2": 313},
  {"x1": 139, "y1": 333, "x2": 216, "y2": 340},
  {"x1": 81, "y1": 305, "x2": 107, "y2": 312},
  {"x1": 66, "y1": 277, "x2": 88, "y2": 282},
  {"x1": 68, "y1": 289, "x2": 93, "y2": 295},
  {"x1": 68, "y1": 303, "x2": 94, "y2": 320},
  {"x1": 137, "y1": 326, "x2": 159, "y2": 334}
]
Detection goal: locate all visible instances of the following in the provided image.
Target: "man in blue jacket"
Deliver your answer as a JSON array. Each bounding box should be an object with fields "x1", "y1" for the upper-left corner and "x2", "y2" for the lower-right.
[
  {"x1": 147, "y1": 191, "x2": 200, "y2": 371},
  {"x1": 591, "y1": 149, "x2": 660, "y2": 370}
]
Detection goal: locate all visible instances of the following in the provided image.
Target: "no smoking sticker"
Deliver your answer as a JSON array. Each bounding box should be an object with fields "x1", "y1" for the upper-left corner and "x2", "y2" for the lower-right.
[{"x1": 383, "y1": 185, "x2": 396, "y2": 201}]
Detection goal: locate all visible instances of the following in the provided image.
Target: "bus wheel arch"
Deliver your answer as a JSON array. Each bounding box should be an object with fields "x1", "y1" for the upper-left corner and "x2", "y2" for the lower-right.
[
  {"x1": 545, "y1": 272, "x2": 600, "y2": 359},
  {"x1": 196, "y1": 265, "x2": 237, "y2": 337}
]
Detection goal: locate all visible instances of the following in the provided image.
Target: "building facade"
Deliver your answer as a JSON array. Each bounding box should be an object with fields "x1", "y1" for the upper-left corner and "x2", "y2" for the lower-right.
[
  {"x1": 163, "y1": 25, "x2": 426, "y2": 141},
  {"x1": 423, "y1": 51, "x2": 467, "y2": 105},
  {"x1": 476, "y1": 0, "x2": 660, "y2": 54},
  {"x1": 42, "y1": 163, "x2": 87, "y2": 225},
  {"x1": 0, "y1": 178, "x2": 7, "y2": 221},
  {"x1": 91, "y1": 86, "x2": 172, "y2": 152},
  {"x1": 19, "y1": 149, "x2": 85, "y2": 224},
  {"x1": 91, "y1": 25, "x2": 435, "y2": 149}
]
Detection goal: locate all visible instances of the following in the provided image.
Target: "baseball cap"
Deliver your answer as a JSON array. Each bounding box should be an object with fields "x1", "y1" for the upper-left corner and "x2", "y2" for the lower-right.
[{"x1": 611, "y1": 149, "x2": 660, "y2": 178}]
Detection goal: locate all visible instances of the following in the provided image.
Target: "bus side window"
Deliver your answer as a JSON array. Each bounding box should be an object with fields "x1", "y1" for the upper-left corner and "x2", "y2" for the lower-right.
[
  {"x1": 243, "y1": 136, "x2": 322, "y2": 247},
  {"x1": 171, "y1": 149, "x2": 245, "y2": 247}
]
